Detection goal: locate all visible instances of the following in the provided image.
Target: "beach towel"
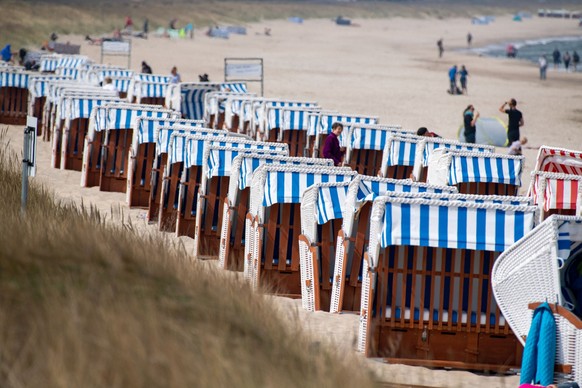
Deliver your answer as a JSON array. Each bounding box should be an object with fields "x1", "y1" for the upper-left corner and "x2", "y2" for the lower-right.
[{"x1": 519, "y1": 302, "x2": 556, "y2": 386}]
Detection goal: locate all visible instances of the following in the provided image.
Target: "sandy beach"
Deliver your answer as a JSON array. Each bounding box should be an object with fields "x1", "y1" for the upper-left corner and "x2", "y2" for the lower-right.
[{"x1": 4, "y1": 13, "x2": 582, "y2": 387}]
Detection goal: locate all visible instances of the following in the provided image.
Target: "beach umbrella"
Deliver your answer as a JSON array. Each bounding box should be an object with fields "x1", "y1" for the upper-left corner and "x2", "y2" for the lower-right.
[{"x1": 457, "y1": 117, "x2": 509, "y2": 147}]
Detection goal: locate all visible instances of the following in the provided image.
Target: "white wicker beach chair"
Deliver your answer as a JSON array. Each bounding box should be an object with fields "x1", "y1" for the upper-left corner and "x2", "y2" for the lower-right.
[
  {"x1": 176, "y1": 137, "x2": 287, "y2": 239},
  {"x1": 527, "y1": 146, "x2": 582, "y2": 197},
  {"x1": 126, "y1": 117, "x2": 205, "y2": 207},
  {"x1": 203, "y1": 91, "x2": 254, "y2": 129},
  {"x1": 343, "y1": 123, "x2": 413, "y2": 176},
  {"x1": 426, "y1": 148, "x2": 525, "y2": 196},
  {"x1": 192, "y1": 141, "x2": 289, "y2": 258},
  {"x1": 492, "y1": 215, "x2": 582, "y2": 385},
  {"x1": 244, "y1": 164, "x2": 356, "y2": 293},
  {"x1": 411, "y1": 137, "x2": 494, "y2": 182},
  {"x1": 379, "y1": 134, "x2": 423, "y2": 180},
  {"x1": 27, "y1": 74, "x2": 71, "y2": 134},
  {"x1": 58, "y1": 94, "x2": 121, "y2": 171},
  {"x1": 156, "y1": 130, "x2": 249, "y2": 231},
  {"x1": 310, "y1": 113, "x2": 378, "y2": 157},
  {"x1": 299, "y1": 181, "x2": 351, "y2": 311},
  {"x1": 218, "y1": 153, "x2": 333, "y2": 270},
  {"x1": 328, "y1": 176, "x2": 458, "y2": 314},
  {"x1": 358, "y1": 195, "x2": 537, "y2": 371}
]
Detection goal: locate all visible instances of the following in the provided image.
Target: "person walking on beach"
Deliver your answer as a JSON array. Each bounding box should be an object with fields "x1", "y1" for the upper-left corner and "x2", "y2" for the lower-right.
[
  {"x1": 463, "y1": 105, "x2": 479, "y2": 144},
  {"x1": 437, "y1": 38, "x2": 444, "y2": 58},
  {"x1": 539, "y1": 55, "x2": 548, "y2": 80},
  {"x1": 573, "y1": 51, "x2": 580, "y2": 72},
  {"x1": 563, "y1": 51, "x2": 571, "y2": 71},
  {"x1": 448, "y1": 65, "x2": 458, "y2": 94},
  {"x1": 459, "y1": 65, "x2": 469, "y2": 94},
  {"x1": 467, "y1": 32, "x2": 472, "y2": 48},
  {"x1": 499, "y1": 98, "x2": 524, "y2": 144},
  {"x1": 322, "y1": 122, "x2": 345, "y2": 166},
  {"x1": 553, "y1": 48, "x2": 561, "y2": 69}
]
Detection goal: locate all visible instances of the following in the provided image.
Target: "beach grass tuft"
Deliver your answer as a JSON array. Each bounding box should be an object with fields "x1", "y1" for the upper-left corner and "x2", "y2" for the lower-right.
[{"x1": 0, "y1": 128, "x2": 374, "y2": 387}]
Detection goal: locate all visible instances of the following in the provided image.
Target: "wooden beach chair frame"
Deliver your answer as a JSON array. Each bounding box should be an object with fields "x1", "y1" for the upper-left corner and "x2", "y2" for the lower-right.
[
  {"x1": 244, "y1": 164, "x2": 356, "y2": 295},
  {"x1": 327, "y1": 176, "x2": 458, "y2": 314},
  {"x1": 0, "y1": 70, "x2": 30, "y2": 125},
  {"x1": 218, "y1": 154, "x2": 333, "y2": 271},
  {"x1": 358, "y1": 196, "x2": 538, "y2": 371}
]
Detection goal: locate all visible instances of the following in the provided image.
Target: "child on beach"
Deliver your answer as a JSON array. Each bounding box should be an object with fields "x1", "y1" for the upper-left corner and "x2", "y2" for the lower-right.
[{"x1": 508, "y1": 136, "x2": 527, "y2": 155}]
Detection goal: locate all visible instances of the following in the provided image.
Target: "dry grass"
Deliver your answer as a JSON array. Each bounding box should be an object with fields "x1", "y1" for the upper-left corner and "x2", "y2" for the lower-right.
[
  {"x1": 0, "y1": 128, "x2": 375, "y2": 387},
  {"x1": 2, "y1": 0, "x2": 582, "y2": 49}
]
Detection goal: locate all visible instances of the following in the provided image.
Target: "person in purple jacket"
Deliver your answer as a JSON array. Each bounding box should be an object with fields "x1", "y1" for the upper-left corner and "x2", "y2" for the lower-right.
[{"x1": 322, "y1": 122, "x2": 345, "y2": 166}]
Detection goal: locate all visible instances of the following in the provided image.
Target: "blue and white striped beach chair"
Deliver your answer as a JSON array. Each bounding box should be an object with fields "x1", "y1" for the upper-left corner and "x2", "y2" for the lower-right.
[
  {"x1": 379, "y1": 134, "x2": 423, "y2": 180},
  {"x1": 41, "y1": 80, "x2": 87, "y2": 141},
  {"x1": 50, "y1": 88, "x2": 119, "y2": 168},
  {"x1": 411, "y1": 137, "x2": 495, "y2": 182},
  {"x1": 358, "y1": 195, "x2": 537, "y2": 370},
  {"x1": 127, "y1": 117, "x2": 205, "y2": 207},
  {"x1": 27, "y1": 74, "x2": 72, "y2": 134},
  {"x1": 177, "y1": 138, "x2": 287, "y2": 239},
  {"x1": 298, "y1": 181, "x2": 351, "y2": 311},
  {"x1": 245, "y1": 164, "x2": 357, "y2": 293},
  {"x1": 0, "y1": 69, "x2": 30, "y2": 125},
  {"x1": 147, "y1": 125, "x2": 249, "y2": 221},
  {"x1": 203, "y1": 91, "x2": 254, "y2": 130},
  {"x1": 427, "y1": 148, "x2": 525, "y2": 195},
  {"x1": 59, "y1": 95, "x2": 121, "y2": 171},
  {"x1": 264, "y1": 104, "x2": 321, "y2": 156},
  {"x1": 310, "y1": 113, "x2": 378, "y2": 158},
  {"x1": 166, "y1": 82, "x2": 247, "y2": 121},
  {"x1": 218, "y1": 154, "x2": 334, "y2": 271},
  {"x1": 193, "y1": 141, "x2": 290, "y2": 258},
  {"x1": 158, "y1": 131, "x2": 251, "y2": 231},
  {"x1": 39, "y1": 54, "x2": 60, "y2": 73},
  {"x1": 311, "y1": 175, "x2": 458, "y2": 313},
  {"x1": 344, "y1": 123, "x2": 413, "y2": 176},
  {"x1": 99, "y1": 104, "x2": 176, "y2": 193},
  {"x1": 492, "y1": 215, "x2": 582, "y2": 386}
]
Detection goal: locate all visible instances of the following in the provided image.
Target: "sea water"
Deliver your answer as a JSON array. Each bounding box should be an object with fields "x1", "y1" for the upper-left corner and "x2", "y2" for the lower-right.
[{"x1": 470, "y1": 36, "x2": 582, "y2": 67}]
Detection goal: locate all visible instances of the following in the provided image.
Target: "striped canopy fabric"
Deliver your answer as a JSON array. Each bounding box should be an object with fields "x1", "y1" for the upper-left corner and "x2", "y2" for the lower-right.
[
  {"x1": 261, "y1": 167, "x2": 357, "y2": 206},
  {"x1": 1, "y1": 71, "x2": 29, "y2": 88},
  {"x1": 220, "y1": 83, "x2": 247, "y2": 93},
  {"x1": 536, "y1": 146, "x2": 582, "y2": 176},
  {"x1": 356, "y1": 177, "x2": 456, "y2": 202},
  {"x1": 111, "y1": 77, "x2": 132, "y2": 93},
  {"x1": 68, "y1": 96, "x2": 120, "y2": 120},
  {"x1": 206, "y1": 142, "x2": 288, "y2": 178},
  {"x1": 266, "y1": 106, "x2": 319, "y2": 131},
  {"x1": 56, "y1": 68, "x2": 81, "y2": 79},
  {"x1": 385, "y1": 136, "x2": 419, "y2": 167},
  {"x1": 315, "y1": 183, "x2": 350, "y2": 225},
  {"x1": 420, "y1": 138, "x2": 495, "y2": 167},
  {"x1": 90, "y1": 69, "x2": 133, "y2": 84},
  {"x1": 378, "y1": 197, "x2": 537, "y2": 252},
  {"x1": 138, "y1": 81, "x2": 168, "y2": 99},
  {"x1": 136, "y1": 118, "x2": 204, "y2": 145},
  {"x1": 181, "y1": 85, "x2": 220, "y2": 120},
  {"x1": 56, "y1": 56, "x2": 89, "y2": 69},
  {"x1": 155, "y1": 126, "x2": 223, "y2": 156},
  {"x1": 40, "y1": 56, "x2": 60, "y2": 72},
  {"x1": 57, "y1": 91, "x2": 118, "y2": 120},
  {"x1": 349, "y1": 125, "x2": 411, "y2": 151},
  {"x1": 448, "y1": 152, "x2": 524, "y2": 186},
  {"x1": 168, "y1": 132, "x2": 232, "y2": 165},
  {"x1": 28, "y1": 75, "x2": 71, "y2": 97},
  {"x1": 314, "y1": 113, "x2": 378, "y2": 136},
  {"x1": 531, "y1": 171, "x2": 582, "y2": 212},
  {"x1": 134, "y1": 74, "x2": 171, "y2": 83},
  {"x1": 235, "y1": 154, "x2": 333, "y2": 193},
  {"x1": 104, "y1": 105, "x2": 174, "y2": 131}
]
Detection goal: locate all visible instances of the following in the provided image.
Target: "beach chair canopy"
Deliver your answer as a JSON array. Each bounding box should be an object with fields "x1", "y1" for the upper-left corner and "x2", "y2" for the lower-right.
[
  {"x1": 0, "y1": 70, "x2": 30, "y2": 88},
  {"x1": 531, "y1": 171, "x2": 582, "y2": 213},
  {"x1": 368, "y1": 196, "x2": 538, "y2": 269},
  {"x1": 27, "y1": 75, "x2": 72, "y2": 98},
  {"x1": 300, "y1": 181, "x2": 351, "y2": 241},
  {"x1": 347, "y1": 123, "x2": 411, "y2": 151},
  {"x1": 427, "y1": 148, "x2": 524, "y2": 187},
  {"x1": 412, "y1": 137, "x2": 495, "y2": 180}
]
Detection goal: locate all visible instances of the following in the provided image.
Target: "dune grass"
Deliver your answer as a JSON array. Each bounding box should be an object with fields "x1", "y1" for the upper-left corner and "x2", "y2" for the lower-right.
[
  {"x1": 2, "y1": 0, "x2": 581, "y2": 49},
  {"x1": 0, "y1": 128, "x2": 375, "y2": 387}
]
